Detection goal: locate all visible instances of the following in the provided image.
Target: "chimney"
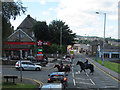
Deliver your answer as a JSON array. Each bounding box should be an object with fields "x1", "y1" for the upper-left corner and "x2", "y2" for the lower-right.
[{"x1": 27, "y1": 15, "x2": 30, "y2": 18}]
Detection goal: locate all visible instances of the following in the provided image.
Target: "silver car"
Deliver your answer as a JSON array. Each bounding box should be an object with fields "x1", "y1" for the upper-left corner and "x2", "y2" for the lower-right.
[{"x1": 15, "y1": 60, "x2": 42, "y2": 71}]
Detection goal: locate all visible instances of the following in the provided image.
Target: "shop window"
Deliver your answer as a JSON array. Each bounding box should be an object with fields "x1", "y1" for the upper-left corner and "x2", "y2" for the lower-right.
[
  {"x1": 111, "y1": 54, "x2": 119, "y2": 58},
  {"x1": 104, "y1": 53, "x2": 109, "y2": 58}
]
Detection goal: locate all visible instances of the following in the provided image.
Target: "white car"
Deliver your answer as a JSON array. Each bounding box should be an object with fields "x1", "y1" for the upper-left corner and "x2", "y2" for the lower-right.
[{"x1": 15, "y1": 60, "x2": 42, "y2": 71}]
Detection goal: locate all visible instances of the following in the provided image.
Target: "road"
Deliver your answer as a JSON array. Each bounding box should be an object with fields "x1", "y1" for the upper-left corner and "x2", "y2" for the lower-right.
[{"x1": 2, "y1": 52, "x2": 120, "y2": 90}]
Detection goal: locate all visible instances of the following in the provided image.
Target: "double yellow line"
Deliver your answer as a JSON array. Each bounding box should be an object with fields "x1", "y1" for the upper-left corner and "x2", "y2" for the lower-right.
[{"x1": 24, "y1": 77, "x2": 43, "y2": 88}]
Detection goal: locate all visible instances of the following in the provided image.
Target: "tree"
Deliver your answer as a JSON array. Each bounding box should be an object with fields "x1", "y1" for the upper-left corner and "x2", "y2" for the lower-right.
[
  {"x1": 49, "y1": 20, "x2": 76, "y2": 45},
  {"x1": 2, "y1": 1, "x2": 26, "y2": 41},
  {"x1": 33, "y1": 21, "x2": 50, "y2": 41},
  {"x1": 2, "y1": 1, "x2": 26, "y2": 21},
  {"x1": 2, "y1": 1, "x2": 26, "y2": 55}
]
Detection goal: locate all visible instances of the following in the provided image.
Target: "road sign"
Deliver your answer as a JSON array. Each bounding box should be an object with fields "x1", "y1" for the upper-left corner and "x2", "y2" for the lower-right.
[{"x1": 37, "y1": 40, "x2": 43, "y2": 46}]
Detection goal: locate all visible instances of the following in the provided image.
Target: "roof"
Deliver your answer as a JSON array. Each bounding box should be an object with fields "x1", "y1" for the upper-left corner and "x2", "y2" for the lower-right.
[
  {"x1": 8, "y1": 29, "x2": 34, "y2": 41},
  {"x1": 18, "y1": 15, "x2": 36, "y2": 29},
  {"x1": 50, "y1": 72, "x2": 65, "y2": 76},
  {"x1": 41, "y1": 83, "x2": 62, "y2": 89}
]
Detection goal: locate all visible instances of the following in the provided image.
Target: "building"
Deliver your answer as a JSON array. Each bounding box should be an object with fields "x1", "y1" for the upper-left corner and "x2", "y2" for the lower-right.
[{"x1": 4, "y1": 15, "x2": 36, "y2": 59}]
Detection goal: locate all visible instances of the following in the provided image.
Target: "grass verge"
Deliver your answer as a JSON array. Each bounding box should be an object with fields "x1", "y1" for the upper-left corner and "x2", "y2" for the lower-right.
[
  {"x1": 93, "y1": 59, "x2": 120, "y2": 74},
  {"x1": 2, "y1": 82, "x2": 37, "y2": 89}
]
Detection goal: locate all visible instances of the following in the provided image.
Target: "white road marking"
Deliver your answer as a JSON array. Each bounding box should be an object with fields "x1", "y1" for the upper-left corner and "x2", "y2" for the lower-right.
[
  {"x1": 90, "y1": 79, "x2": 95, "y2": 85},
  {"x1": 86, "y1": 73, "x2": 89, "y2": 77},
  {"x1": 75, "y1": 78, "x2": 90, "y2": 80},
  {"x1": 72, "y1": 72, "x2": 74, "y2": 77},
  {"x1": 73, "y1": 79, "x2": 76, "y2": 86},
  {"x1": 76, "y1": 81, "x2": 93, "y2": 85}
]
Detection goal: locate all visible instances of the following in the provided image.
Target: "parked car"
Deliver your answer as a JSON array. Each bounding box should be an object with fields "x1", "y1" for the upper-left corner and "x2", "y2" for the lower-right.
[
  {"x1": 47, "y1": 72, "x2": 68, "y2": 88},
  {"x1": 2, "y1": 57, "x2": 8, "y2": 61},
  {"x1": 11, "y1": 55, "x2": 20, "y2": 60},
  {"x1": 27, "y1": 56, "x2": 34, "y2": 60},
  {"x1": 41, "y1": 83, "x2": 63, "y2": 90},
  {"x1": 15, "y1": 60, "x2": 42, "y2": 71}
]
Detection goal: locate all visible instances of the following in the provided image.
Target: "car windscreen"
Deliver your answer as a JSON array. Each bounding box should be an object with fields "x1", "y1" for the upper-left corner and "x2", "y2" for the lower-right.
[{"x1": 51, "y1": 75, "x2": 64, "y2": 78}]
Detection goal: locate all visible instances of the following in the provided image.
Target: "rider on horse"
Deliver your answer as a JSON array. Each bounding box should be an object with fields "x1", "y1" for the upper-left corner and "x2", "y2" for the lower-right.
[{"x1": 84, "y1": 59, "x2": 88, "y2": 68}]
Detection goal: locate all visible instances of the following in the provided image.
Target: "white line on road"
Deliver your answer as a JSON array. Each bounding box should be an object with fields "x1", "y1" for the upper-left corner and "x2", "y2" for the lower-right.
[
  {"x1": 72, "y1": 72, "x2": 74, "y2": 77},
  {"x1": 73, "y1": 79, "x2": 76, "y2": 86},
  {"x1": 90, "y1": 79, "x2": 95, "y2": 85},
  {"x1": 75, "y1": 78, "x2": 90, "y2": 80},
  {"x1": 76, "y1": 81, "x2": 93, "y2": 85},
  {"x1": 86, "y1": 73, "x2": 89, "y2": 77}
]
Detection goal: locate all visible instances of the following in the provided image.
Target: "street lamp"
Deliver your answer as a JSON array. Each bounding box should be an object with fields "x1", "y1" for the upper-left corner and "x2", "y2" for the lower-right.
[
  {"x1": 96, "y1": 11, "x2": 106, "y2": 65},
  {"x1": 60, "y1": 27, "x2": 62, "y2": 57}
]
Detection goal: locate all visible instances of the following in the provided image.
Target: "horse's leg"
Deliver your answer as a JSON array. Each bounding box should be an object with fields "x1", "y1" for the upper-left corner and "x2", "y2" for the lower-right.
[
  {"x1": 84, "y1": 69, "x2": 86, "y2": 72},
  {"x1": 80, "y1": 69, "x2": 82, "y2": 72}
]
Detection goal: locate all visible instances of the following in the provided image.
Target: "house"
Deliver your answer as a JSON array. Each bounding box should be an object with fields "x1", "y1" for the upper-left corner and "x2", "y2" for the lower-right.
[
  {"x1": 4, "y1": 15, "x2": 36, "y2": 58},
  {"x1": 90, "y1": 40, "x2": 120, "y2": 60}
]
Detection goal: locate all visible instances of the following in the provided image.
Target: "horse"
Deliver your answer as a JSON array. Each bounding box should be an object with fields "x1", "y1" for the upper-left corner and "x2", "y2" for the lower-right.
[
  {"x1": 54, "y1": 64, "x2": 68, "y2": 72},
  {"x1": 76, "y1": 61, "x2": 94, "y2": 74}
]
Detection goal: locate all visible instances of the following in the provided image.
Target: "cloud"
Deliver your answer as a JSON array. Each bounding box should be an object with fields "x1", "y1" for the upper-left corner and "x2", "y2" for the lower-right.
[
  {"x1": 56, "y1": 0, "x2": 118, "y2": 39},
  {"x1": 42, "y1": 11, "x2": 50, "y2": 15},
  {"x1": 40, "y1": 0, "x2": 46, "y2": 5}
]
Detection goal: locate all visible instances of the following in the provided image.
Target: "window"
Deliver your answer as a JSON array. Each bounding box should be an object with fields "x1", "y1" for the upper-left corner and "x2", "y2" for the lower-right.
[
  {"x1": 17, "y1": 34, "x2": 19, "y2": 37},
  {"x1": 21, "y1": 34, "x2": 24, "y2": 38}
]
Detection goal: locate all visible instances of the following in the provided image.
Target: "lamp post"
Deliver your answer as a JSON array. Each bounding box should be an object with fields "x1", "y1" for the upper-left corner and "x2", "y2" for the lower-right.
[
  {"x1": 96, "y1": 12, "x2": 106, "y2": 65},
  {"x1": 60, "y1": 27, "x2": 62, "y2": 57}
]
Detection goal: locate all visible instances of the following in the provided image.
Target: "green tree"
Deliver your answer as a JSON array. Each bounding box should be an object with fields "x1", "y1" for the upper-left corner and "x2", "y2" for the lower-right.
[
  {"x1": 49, "y1": 20, "x2": 76, "y2": 45},
  {"x1": 2, "y1": 1, "x2": 26, "y2": 55},
  {"x1": 33, "y1": 21, "x2": 50, "y2": 41},
  {"x1": 2, "y1": 2, "x2": 26, "y2": 21}
]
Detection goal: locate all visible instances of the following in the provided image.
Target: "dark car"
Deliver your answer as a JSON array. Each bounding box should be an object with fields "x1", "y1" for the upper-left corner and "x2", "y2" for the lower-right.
[
  {"x1": 60, "y1": 60, "x2": 71, "y2": 71},
  {"x1": 47, "y1": 72, "x2": 68, "y2": 88},
  {"x1": 11, "y1": 55, "x2": 20, "y2": 60}
]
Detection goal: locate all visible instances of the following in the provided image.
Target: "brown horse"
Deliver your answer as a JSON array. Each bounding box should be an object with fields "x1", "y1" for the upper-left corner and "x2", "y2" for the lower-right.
[{"x1": 76, "y1": 61, "x2": 94, "y2": 74}]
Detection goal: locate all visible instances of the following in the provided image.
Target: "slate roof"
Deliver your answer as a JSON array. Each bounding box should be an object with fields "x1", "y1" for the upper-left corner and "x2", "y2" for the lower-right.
[{"x1": 18, "y1": 15, "x2": 36, "y2": 29}]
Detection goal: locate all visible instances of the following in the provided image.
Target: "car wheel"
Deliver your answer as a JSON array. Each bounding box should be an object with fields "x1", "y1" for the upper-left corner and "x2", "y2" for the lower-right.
[{"x1": 36, "y1": 67, "x2": 40, "y2": 71}]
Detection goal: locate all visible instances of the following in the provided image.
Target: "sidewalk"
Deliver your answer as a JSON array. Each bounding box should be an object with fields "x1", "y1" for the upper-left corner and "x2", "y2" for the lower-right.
[
  {"x1": 2, "y1": 77, "x2": 41, "y2": 88},
  {"x1": 84, "y1": 55, "x2": 120, "y2": 81}
]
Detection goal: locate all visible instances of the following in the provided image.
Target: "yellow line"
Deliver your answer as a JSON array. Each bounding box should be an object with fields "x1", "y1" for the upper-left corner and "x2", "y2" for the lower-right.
[
  {"x1": 88, "y1": 59, "x2": 120, "y2": 83},
  {"x1": 24, "y1": 77, "x2": 43, "y2": 88}
]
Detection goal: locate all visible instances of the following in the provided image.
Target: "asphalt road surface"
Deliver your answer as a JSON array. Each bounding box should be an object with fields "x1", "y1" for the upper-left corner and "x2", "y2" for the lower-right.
[{"x1": 2, "y1": 52, "x2": 120, "y2": 90}]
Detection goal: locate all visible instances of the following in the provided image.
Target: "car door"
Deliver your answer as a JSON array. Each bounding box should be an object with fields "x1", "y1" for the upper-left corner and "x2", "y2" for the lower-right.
[
  {"x1": 22, "y1": 62, "x2": 28, "y2": 70},
  {"x1": 28, "y1": 62, "x2": 36, "y2": 70}
]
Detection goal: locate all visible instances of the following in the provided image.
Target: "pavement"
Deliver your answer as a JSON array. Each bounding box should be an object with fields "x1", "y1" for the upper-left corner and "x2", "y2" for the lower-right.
[{"x1": 83, "y1": 54, "x2": 120, "y2": 82}]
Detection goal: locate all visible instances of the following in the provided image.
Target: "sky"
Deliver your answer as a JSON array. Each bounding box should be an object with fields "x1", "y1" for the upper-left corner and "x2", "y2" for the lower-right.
[{"x1": 11, "y1": 0, "x2": 119, "y2": 39}]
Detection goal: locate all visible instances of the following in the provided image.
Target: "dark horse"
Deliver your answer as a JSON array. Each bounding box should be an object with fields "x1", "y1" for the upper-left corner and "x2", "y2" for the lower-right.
[
  {"x1": 54, "y1": 64, "x2": 68, "y2": 72},
  {"x1": 76, "y1": 61, "x2": 94, "y2": 74}
]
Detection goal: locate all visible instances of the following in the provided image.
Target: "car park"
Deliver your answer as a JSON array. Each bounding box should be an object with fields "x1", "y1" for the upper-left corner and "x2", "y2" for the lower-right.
[
  {"x1": 47, "y1": 72, "x2": 68, "y2": 88},
  {"x1": 15, "y1": 60, "x2": 42, "y2": 71},
  {"x1": 41, "y1": 83, "x2": 63, "y2": 90}
]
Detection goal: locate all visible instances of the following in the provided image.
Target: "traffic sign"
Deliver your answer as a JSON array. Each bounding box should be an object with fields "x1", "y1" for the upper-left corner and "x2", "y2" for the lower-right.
[{"x1": 37, "y1": 40, "x2": 43, "y2": 46}]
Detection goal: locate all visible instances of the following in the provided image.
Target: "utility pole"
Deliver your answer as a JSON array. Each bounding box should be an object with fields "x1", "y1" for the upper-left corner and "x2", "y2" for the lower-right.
[
  {"x1": 96, "y1": 12, "x2": 106, "y2": 65},
  {"x1": 60, "y1": 27, "x2": 62, "y2": 57},
  {"x1": 20, "y1": 50, "x2": 22, "y2": 82}
]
